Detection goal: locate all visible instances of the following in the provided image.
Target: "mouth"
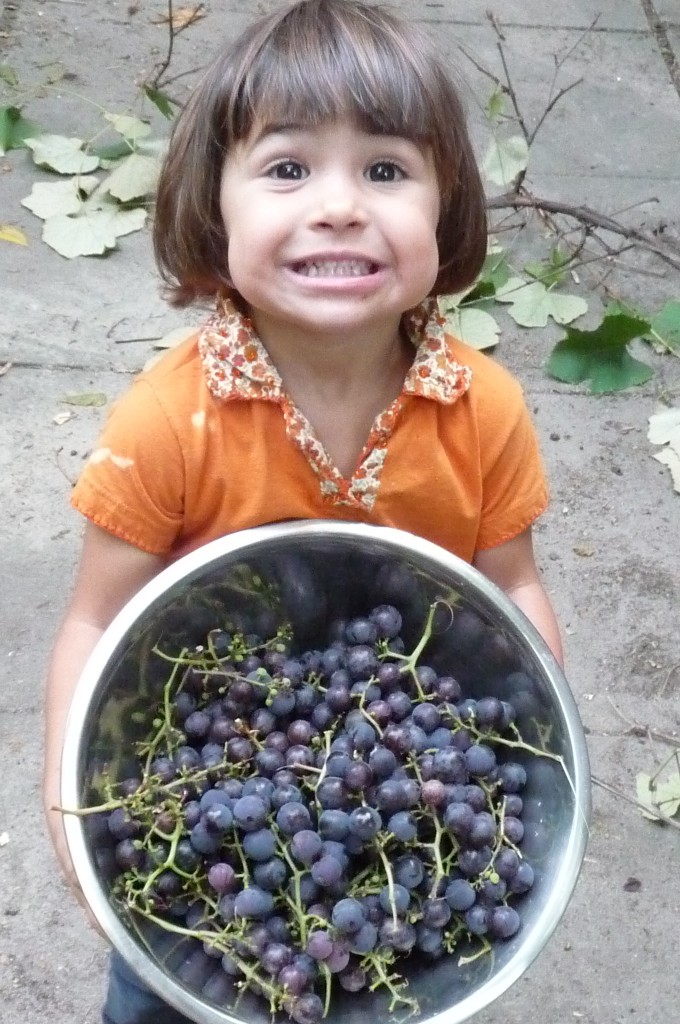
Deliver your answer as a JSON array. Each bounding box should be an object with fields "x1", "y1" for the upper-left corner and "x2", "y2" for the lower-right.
[{"x1": 292, "y1": 258, "x2": 379, "y2": 278}]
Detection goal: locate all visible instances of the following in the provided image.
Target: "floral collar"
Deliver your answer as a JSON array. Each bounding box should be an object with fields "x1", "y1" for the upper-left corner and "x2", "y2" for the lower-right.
[{"x1": 198, "y1": 296, "x2": 472, "y2": 405}]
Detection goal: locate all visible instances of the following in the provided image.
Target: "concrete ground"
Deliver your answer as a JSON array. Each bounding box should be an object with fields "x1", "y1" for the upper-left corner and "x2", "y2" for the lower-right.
[{"x1": 1, "y1": 0, "x2": 679, "y2": 1022}]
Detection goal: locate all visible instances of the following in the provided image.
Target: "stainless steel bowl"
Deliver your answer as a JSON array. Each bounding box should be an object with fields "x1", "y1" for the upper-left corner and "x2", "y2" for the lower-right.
[{"x1": 61, "y1": 520, "x2": 590, "y2": 1024}]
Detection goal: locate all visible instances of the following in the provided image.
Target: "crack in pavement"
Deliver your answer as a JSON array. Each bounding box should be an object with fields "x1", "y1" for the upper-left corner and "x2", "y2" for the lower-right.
[{"x1": 640, "y1": 0, "x2": 680, "y2": 98}]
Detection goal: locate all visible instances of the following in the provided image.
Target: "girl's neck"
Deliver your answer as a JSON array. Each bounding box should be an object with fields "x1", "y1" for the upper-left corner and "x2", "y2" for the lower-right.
[{"x1": 247, "y1": 309, "x2": 415, "y2": 479}]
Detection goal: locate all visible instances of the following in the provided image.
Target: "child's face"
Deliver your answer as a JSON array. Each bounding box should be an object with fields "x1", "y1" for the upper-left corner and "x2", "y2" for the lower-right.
[{"x1": 219, "y1": 118, "x2": 440, "y2": 344}]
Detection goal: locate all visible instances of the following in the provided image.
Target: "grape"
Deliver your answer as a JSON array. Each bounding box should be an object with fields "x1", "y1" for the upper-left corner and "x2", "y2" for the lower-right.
[
  {"x1": 393, "y1": 854, "x2": 424, "y2": 890},
  {"x1": 242, "y1": 827, "x2": 277, "y2": 861},
  {"x1": 189, "y1": 821, "x2": 222, "y2": 855},
  {"x1": 503, "y1": 816, "x2": 525, "y2": 844},
  {"x1": 207, "y1": 862, "x2": 236, "y2": 894},
  {"x1": 464, "y1": 904, "x2": 490, "y2": 935},
  {"x1": 276, "y1": 802, "x2": 312, "y2": 836},
  {"x1": 464, "y1": 743, "x2": 497, "y2": 778},
  {"x1": 378, "y1": 883, "x2": 410, "y2": 915},
  {"x1": 203, "y1": 803, "x2": 234, "y2": 833},
  {"x1": 290, "y1": 829, "x2": 323, "y2": 865},
  {"x1": 310, "y1": 854, "x2": 344, "y2": 888},
  {"x1": 289, "y1": 992, "x2": 324, "y2": 1024},
  {"x1": 445, "y1": 878, "x2": 476, "y2": 912},
  {"x1": 349, "y1": 920, "x2": 378, "y2": 953},
  {"x1": 184, "y1": 710, "x2": 211, "y2": 739},
  {"x1": 233, "y1": 795, "x2": 268, "y2": 831},
  {"x1": 489, "y1": 905, "x2": 520, "y2": 939},
  {"x1": 378, "y1": 918, "x2": 416, "y2": 951},
  {"x1": 348, "y1": 805, "x2": 381, "y2": 840},
  {"x1": 306, "y1": 930, "x2": 333, "y2": 960},
  {"x1": 262, "y1": 943, "x2": 294, "y2": 976},
  {"x1": 234, "y1": 886, "x2": 275, "y2": 919},
  {"x1": 254, "y1": 857, "x2": 288, "y2": 891},
  {"x1": 278, "y1": 963, "x2": 308, "y2": 996},
  {"x1": 114, "y1": 838, "x2": 144, "y2": 870},
  {"x1": 324, "y1": 941, "x2": 351, "y2": 973},
  {"x1": 443, "y1": 801, "x2": 474, "y2": 840},
  {"x1": 387, "y1": 811, "x2": 417, "y2": 842},
  {"x1": 345, "y1": 617, "x2": 379, "y2": 645},
  {"x1": 508, "y1": 861, "x2": 535, "y2": 894},
  {"x1": 318, "y1": 809, "x2": 350, "y2": 842},
  {"x1": 499, "y1": 762, "x2": 528, "y2": 793},
  {"x1": 331, "y1": 898, "x2": 365, "y2": 933},
  {"x1": 338, "y1": 963, "x2": 368, "y2": 991},
  {"x1": 107, "y1": 807, "x2": 140, "y2": 840}
]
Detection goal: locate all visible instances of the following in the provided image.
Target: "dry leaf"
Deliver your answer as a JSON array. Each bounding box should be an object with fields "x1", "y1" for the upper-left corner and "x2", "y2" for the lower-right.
[
  {"x1": 572, "y1": 545, "x2": 595, "y2": 557},
  {"x1": 53, "y1": 410, "x2": 73, "y2": 425},
  {"x1": 0, "y1": 224, "x2": 27, "y2": 245},
  {"x1": 0, "y1": 832, "x2": 9, "y2": 846},
  {"x1": 0, "y1": 361, "x2": 12, "y2": 376},
  {"x1": 152, "y1": 4, "x2": 204, "y2": 29}
]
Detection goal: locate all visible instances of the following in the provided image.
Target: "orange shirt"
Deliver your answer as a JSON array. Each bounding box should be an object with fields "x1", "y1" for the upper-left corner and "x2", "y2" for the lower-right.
[{"x1": 71, "y1": 299, "x2": 548, "y2": 563}]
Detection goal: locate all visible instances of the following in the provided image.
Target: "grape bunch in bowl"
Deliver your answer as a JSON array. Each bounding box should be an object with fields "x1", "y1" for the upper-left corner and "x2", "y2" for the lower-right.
[{"x1": 61, "y1": 521, "x2": 590, "y2": 1024}]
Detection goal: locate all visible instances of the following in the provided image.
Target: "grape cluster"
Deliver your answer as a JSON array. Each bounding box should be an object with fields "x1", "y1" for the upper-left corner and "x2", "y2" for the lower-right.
[{"x1": 86, "y1": 600, "x2": 540, "y2": 1024}]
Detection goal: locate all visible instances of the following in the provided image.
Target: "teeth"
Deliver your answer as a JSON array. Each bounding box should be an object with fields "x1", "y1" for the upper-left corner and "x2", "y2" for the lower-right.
[{"x1": 297, "y1": 259, "x2": 373, "y2": 277}]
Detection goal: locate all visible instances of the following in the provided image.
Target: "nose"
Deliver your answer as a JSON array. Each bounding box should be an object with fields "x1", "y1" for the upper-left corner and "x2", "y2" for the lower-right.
[{"x1": 307, "y1": 172, "x2": 367, "y2": 230}]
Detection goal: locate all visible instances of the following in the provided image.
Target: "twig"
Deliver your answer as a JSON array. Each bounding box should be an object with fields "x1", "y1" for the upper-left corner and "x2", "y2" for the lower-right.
[
  {"x1": 605, "y1": 696, "x2": 680, "y2": 747},
  {"x1": 657, "y1": 663, "x2": 680, "y2": 698},
  {"x1": 591, "y1": 774, "x2": 680, "y2": 833},
  {"x1": 150, "y1": 0, "x2": 176, "y2": 90},
  {"x1": 486, "y1": 190, "x2": 680, "y2": 272}
]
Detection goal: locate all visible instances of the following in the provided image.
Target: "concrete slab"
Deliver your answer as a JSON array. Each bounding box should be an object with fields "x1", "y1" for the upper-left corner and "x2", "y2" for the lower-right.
[{"x1": 414, "y1": 0, "x2": 649, "y2": 31}]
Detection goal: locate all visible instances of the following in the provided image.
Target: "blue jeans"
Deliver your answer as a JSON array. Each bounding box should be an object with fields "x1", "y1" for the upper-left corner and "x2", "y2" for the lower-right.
[{"x1": 103, "y1": 950, "x2": 192, "y2": 1024}]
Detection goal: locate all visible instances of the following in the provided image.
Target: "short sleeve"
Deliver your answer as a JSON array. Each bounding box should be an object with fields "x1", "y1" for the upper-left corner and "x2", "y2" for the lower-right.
[
  {"x1": 71, "y1": 379, "x2": 185, "y2": 555},
  {"x1": 474, "y1": 372, "x2": 549, "y2": 550}
]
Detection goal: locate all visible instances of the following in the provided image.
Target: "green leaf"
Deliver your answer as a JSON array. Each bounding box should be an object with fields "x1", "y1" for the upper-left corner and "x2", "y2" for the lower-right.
[
  {"x1": 485, "y1": 86, "x2": 505, "y2": 123},
  {"x1": 636, "y1": 771, "x2": 680, "y2": 820},
  {"x1": 481, "y1": 135, "x2": 529, "y2": 188},
  {"x1": 0, "y1": 105, "x2": 42, "y2": 156},
  {"x1": 496, "y1": 278, "x2": 588, "y2": 328},
  {"x1": 646, "y1": 301, "x2": 680, "y2": 356},
  {"x1": 525, "y1": 246, "x2": 572, "y2": 288},
  {"x1": 24, "y1": 134, "x2": 99, "y2": 174},
  {"x1": 443, "y1": 307, "x2": 501, "y2": 351},
  {"x1": 0, "y1": 65, "x2": 18, "y2": 87},
  {"x1": 100, "y1": 152, "x2": 160, "y2": 202},
  {"x1": 104, "y1": 113, "x2": 152, "y2": 142},
  {"x1": 547, "y1": 307, "x2": 654, "y2": 393},
  {"x1": 477, "y1": 250, "x2": 513, "y2": 292},
  {"x1": 21, "y1": 176, "x2": 100, "y2": 219},
  {"x1": 144, "y1": 85, "x2": 177, "y2": 120},
  {"x1": 91, "y1": 139, "x2": 134, "y2": 162},
  {"x1": 62, "y1": 392, "x2": 108, "y2": 407}
]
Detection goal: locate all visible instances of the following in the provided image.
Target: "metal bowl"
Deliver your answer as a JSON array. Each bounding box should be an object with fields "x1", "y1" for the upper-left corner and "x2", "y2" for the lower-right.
[{"x1": 61, "y1": 520, "x2": 590, "y2": 1024}]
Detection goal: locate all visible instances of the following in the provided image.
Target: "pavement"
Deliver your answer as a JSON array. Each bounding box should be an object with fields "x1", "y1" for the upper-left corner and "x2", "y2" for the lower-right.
[{"x1": 1, "y1": 1, "x2": 679, "y2": 1022}]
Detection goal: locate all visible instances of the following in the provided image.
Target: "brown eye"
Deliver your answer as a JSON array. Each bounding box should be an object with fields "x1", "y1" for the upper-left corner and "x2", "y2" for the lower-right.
[
  {"x1": 270, "y1": 160, "x2": 305, "y2": 180},
  {"x1": 368, "y1": 161, "x2": 404, "y2": 183}
]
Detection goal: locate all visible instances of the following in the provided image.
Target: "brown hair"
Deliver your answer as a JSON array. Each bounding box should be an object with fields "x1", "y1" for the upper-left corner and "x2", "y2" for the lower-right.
[{"x1": 153, "y1": 0, "x2": 487, "y2": 306}]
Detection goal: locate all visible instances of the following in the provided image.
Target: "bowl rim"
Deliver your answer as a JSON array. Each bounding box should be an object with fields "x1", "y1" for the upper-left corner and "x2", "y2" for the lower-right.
[{"x1": 61, "y1": 520, "x2": 591, "y2": 1024}]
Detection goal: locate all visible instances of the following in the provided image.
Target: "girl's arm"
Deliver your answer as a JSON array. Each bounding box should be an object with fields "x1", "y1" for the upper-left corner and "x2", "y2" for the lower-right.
[
  {"x1": 472, "y1": 526, "x2": 564, "y2": 667},
  {"x1": 43, "y1": 523, "x2": 165, "y2": 894}
]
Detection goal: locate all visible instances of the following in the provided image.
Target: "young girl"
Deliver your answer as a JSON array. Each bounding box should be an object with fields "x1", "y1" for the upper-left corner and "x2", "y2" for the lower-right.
[{"x1": 44, "y1": 0, "x2": 563, "y2": 1020}]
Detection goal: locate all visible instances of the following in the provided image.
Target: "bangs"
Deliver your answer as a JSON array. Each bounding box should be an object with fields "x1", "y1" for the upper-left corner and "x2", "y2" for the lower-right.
[{"x1": 223, "y1": 2, "x2": 442, "y2": 145}]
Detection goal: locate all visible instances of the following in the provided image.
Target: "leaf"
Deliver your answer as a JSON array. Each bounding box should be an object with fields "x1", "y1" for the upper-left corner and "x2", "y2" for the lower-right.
[
  {"x1": 496, "y1": 278, "x2": 588, "y2": 328},
  {"x1": 547, "y1": 307, "x2": 653, "y2": 393},
  {"x1": 443, "y1": 307, "x2": 501, "y2": 350},
  {"x1": 84, "y1": 198, "x2": 148, "y2": 238},
  {"x1": 53, "y1": 410, "x2": 73, "y2": 425},
  {"x1": 42, "y1": 210, "x2": 118, "y2": 258},
  {"x1": 104, "y1": 113, "x2": 152, "y2": 142},
  {"x1": 0, "y1": 224, "x2": 27, "y2": 245},
  {"x1": 144, "y1": 85, "x2": 177, "y2": 120},
  {"x1": 525, "y1": 246, "x2": 572, "y2": 288},
  {"x1": 636, "y1": 771, "x2": 680, "y2": 820},
  {"x1": 100, "y1": 152, "x2": 160, "y2": 202},
  {"x1": 152, "y1": 4, "x2": 205, "y2": 28},
  {"x1": 648, "y1": 407, "x2": 680, "y2": 493},
  {"x1": 24, "y1": 134, "x2": 99, "y2": 174},
  {"x1": 62, "y1": 392, "x2": 107, "y2": 407},
  {"x1": 485, "y1": 86, "x2": 505, "y2": 123},
  {"x1": 0, "y1": 64, "x2": 18, "y2": 87},
  {"x1": 92, "y1": 139, "x2": 134, "y2": 162},
  {"x1": 481, "y1": 135, "x2": 529, "y2": 187},
  {"x1": 646, "y1": 301, "x2": 680, "y2": 357},
  {"x1": 0, "y1": 105, "x2": 42, "y2": 155},
  {"x1": 21, "y1": 176, "x2": 100, "y2": 219}
]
